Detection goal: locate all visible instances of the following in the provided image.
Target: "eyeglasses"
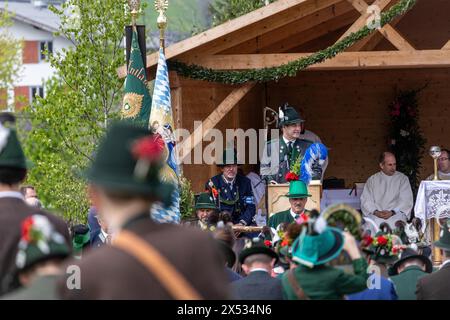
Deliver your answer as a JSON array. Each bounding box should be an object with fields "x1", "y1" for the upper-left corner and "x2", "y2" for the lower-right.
[{"x1": 438, "y1": 157, "x2": 449, "y2": 162}]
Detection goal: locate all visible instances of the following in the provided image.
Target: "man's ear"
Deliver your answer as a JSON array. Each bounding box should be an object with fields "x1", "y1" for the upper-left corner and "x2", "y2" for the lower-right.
[
  {"x1": 271, "y1": 258, "x2": 276, "y2": 268},
  {"x1": 242, "y1": 264, "x2": 251, "y2": 275}
]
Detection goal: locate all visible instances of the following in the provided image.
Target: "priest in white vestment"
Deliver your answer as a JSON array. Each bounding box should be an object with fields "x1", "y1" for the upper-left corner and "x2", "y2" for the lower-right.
[
  {"x1": 426, "y1": 148, "x2": 450, "y2": 180},
  {"x1": 361, "y1": 152, "x2": 414, "y2": 229}
]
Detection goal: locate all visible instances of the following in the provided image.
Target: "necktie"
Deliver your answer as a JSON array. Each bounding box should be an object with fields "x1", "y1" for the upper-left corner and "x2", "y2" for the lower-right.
[
  {"x1": 287, "y1": 141, "x2": 293, "y2": 157},
  {"x1": 106, "y1": 234, "x2": 112, "y2": 244},
  {"x1": 294, "y1": 214, "x2": 299, "y2": 220}
]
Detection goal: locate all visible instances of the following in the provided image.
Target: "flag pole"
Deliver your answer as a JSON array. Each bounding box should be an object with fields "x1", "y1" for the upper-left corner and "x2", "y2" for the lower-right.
[
  {"x1": 155, "y1": 0, "x2": 168, "y2": 53},
  {"x1": 128, "y1": 0, "x2": 141, "y2": 30}
]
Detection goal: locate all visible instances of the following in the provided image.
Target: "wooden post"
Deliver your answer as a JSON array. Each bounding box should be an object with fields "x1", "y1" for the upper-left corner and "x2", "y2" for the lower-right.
[{"x1": 432, "y1": 218, "x2": 442, "y2": 265}]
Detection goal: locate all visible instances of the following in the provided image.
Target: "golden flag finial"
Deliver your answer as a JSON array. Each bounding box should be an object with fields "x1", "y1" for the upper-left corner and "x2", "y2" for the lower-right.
[{"x1": 154, "y1": 0, "x2": 168, "y2": 50}]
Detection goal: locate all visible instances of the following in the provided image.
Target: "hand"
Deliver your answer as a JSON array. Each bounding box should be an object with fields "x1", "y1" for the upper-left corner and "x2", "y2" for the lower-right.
[
  {"x1": 374, "y1": 210, "x2": 392, "y2": 220},
  {"x1": 342, "y1": 231, "x2": 361, "y2": 260}
]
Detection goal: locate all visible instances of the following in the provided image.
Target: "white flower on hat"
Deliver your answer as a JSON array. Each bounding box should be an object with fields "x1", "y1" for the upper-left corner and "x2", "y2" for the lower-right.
[
  {"x1": 278, "y1": 108, "x2": 284, "y2": 120},
  {"x1": 0, "y1": 122, "x2": 10, "y2": 154}
]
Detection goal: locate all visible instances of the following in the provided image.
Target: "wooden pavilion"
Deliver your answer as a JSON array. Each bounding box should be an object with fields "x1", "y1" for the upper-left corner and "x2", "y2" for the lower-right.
[{"x1": 119, "y1": 0, "x2": 450, "y2": 193}]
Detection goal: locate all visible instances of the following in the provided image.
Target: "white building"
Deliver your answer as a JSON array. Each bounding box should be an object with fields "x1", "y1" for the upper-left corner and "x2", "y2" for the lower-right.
[{"x1": 0, "y1": 0, "x2": 72, "y2": 111}]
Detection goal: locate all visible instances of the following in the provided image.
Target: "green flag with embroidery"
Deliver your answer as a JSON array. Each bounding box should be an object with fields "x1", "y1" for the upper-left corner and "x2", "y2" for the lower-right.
[{"x1": 121, "y1": 28, "x2": 151, "y2": 127}]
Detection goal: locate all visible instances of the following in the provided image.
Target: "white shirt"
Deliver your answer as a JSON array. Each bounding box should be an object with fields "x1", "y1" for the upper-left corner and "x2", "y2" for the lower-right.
[
  {"x1": 0, "y1": 191, "x2": 24, "y2": 200},
  {"x1": 290, "y1": 209, "x2": 304, "y2": 220},
  {"x1": 250, "y1": 268, "x2": 269, "y2": 273},
  {"x1": 361, "y1": 171, "x2": 413, "y2": 227}
]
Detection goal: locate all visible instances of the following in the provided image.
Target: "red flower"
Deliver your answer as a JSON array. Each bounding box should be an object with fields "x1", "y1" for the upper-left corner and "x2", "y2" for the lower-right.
[
  {"x1": 390, "y1": 110, "x2": 401, "y2": 116},
  {"x1": 131, "y1": 134, "x2": 165, "y2": 162},
  {"x1": 211, "y1": 187, "x2": 219, "y2": 198},
  {"x1": 21, "y1": 216, "x2": 34, "y2": 243},
  {"x1": 377, "y1": 236, "x2": 388, "y2": 246},
  {"x1": 296, "y1": 212, "x2": 309, "y2": 225},
  {"x1": 285, "y1": 172, "x2": 299, "y2": 182},
  {"x1": 264, "y1": 240, "x2": 272, "y2": 247},
  {"x1": 281, "y1": 239, "x2": 289, "y2": 247},
  {"x1": 361, "y1": 235, "x2": 373, "y2": 247}
]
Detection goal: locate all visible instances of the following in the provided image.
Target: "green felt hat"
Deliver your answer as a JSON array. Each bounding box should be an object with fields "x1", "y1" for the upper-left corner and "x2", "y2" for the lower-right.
[
  {"x1": 16, "y1": 215, "x2": 70, "y2": 272},
  {"x1": 434, "y1": 220, "x2": 450, "y2": 251},
  {"x1": 291, "y1": 226, "x2": 344, "y2": 268},
  {"x1": 85, "y1": 121, "x2": 173, "y2": 205},
  {"x1": 278, "y1": 103, "x2": 304, "y2": 128},
  {"x1": 195, "y1": 192, "x2": 217, "y2": 210},
  {"x1": 239, "y1": 237, "x2": 279, "y2": 265},
  {"x1": 0, "y1": 123, "x2": 28, "y2": 170},
  {"x1": 217, "y1": 148, "x2": 239, "y2": 167},
  {"x1": 72, "y1": 224, "x2": 91, "y2": 251},
  {"x1": 285, "y1": 180, "x2": 311, "y2": 198}
]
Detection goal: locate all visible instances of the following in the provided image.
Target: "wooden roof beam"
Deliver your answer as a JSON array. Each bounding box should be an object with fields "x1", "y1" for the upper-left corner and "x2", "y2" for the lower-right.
[
  {"x1": 118, "y1": 0, "x2": 345, "y2": 77},
  {"x1": 179, "y1": 50, "x2": 450, "y2": 70},
  {"x1": 341, "y1": 0, "x2": 415, "y2": 51},
  {"x1": 337, "y1": 0, "x2": 392, "y2": 42},
  {"x1": 442, "y1": 40, "x2": 450, "y2": 50},
  {"x1": 220, "y1": 1, "x2": 356, "y2": 55}
]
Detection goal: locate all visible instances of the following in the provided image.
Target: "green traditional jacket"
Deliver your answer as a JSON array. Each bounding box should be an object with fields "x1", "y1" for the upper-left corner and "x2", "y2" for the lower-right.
[
  {"x1": 268, "y1": 209, "x2": 294, "y2": 229},
  {"x1": 260, "y1": 138, "x2": 319, "y2": 183},
  {"x1": 281, "y1": 258, "x2": 369, "y2": 300},
  {"x1": 390, "y1": 266, "x2": 428, "y2": 300}
]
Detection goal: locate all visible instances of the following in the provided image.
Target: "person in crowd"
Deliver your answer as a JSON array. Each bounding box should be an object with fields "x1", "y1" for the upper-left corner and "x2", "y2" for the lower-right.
[
  {"x1": 20, "y1": 185, "x2": 42, "y2": 208},
  {"x1": 71, "y1": 224, "x2": 91, "y2": 259},
  {"x1": 1, "y1": 215, "x2": 70, "y2": 300},
  {"x1": 347, "y1": 232, "x2": 399, "y2": 300},
  {"x1": 390, "y1": 248, "x2": 432, "y2": 300},
  {"x1": 281, "y1": 216, "x2": 368, "y2": 299},
  {"x1": 416, "y1": 220, "x2": 450, "y2": 299},
  {"x1": 91, "y1": 213, "x2": 113, "y2": 248},
  {"x1": 361, "y1": 152, "x2": 413, "y2": 229},
  {"x1": 58, "y1": 122, "x2": 229, "y2": 299},
  {"x1": 0, "y1": 114, "x2": 70, "y2": 296},
  {"x1": 231, "y1": 237, "x2": 283, "y2": 300}
]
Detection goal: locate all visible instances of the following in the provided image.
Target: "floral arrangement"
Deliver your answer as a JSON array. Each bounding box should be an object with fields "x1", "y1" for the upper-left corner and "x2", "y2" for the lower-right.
[
  {"x1": 361, "y1": 233, "x2": 407, "y2": 256},
  {"x1": 285, "y1": 155, "x2": 301, "y2": 182},
  {"x1": 131, "y1": 134, "x2": 165, "y2": 179}
]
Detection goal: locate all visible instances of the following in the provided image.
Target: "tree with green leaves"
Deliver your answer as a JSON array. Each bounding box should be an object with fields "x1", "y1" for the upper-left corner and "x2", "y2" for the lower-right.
[
  {"x1": 209, "y1": 0, "x2": 275, "y2": 26},
  {"x1": 0, "y1": 9, "x2": 22, "y2": 109},
  {"x1": 20, "y1": 0, "x2": 131, "y2": 224}
]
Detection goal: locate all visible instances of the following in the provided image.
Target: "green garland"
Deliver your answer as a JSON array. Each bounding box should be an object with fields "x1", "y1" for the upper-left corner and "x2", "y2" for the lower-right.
[{"x1": 168, "y1": 0, "x2": 416, "y2": 84}]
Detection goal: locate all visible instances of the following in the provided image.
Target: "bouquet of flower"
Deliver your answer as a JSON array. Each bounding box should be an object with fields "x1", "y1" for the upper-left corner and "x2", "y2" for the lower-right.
[{"x1": 285, "y1": 155, "x2": 301, "y2": 182}]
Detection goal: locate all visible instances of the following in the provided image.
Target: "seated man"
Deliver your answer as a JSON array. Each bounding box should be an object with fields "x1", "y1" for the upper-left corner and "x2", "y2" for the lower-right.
[
  {"x1": 268, "y1": 180, "x2": 311, "y2": 230},
  {"x1": 182, "y1": 192, "x2": 218, "y2": 230},
  {"x1": 361, "y1": 152, "x2": 413, "y2": 229},
  {"x1": 231, "y1": 238, "x2": 283, "y2": 300},
  {"x1": 426, "y1": 148, "x2": 450, "y2": 180},
  {"x1": 206, "y1": 149, "x2": 256, "y2": 226}
]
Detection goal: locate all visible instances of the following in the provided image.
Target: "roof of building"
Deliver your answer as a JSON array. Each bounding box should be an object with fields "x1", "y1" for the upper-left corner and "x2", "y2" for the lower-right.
[{"x1": 0, "y1": 1, "x2": 63, "y2": 33}]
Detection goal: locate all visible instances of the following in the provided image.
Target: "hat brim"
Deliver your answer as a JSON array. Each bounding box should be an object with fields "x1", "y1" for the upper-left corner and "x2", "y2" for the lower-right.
[
  {"x1": 86, "y1": 171, "x2": 175, "y2": 206},
  {"x1": 391, "y1": 254, "x2": 433, "y2": 275},
  {"x1": 194, "y1": 204, "x2": 217, "y2": 210},
  {"x1": 315, "y1": 228, "x2": 344, "y2": 265},
  {"x1": 434, "y1": 240, "x2": 450, "y2": 251},
  {"x1": 239, "y1": 246, "x2": 279, "y2": 265},
  {"x1": 285, "y1": 193, "x2": 311, "y2": 198},
  {"x1": 292, "y1": 227, "x2": 344, "y2": 267}
]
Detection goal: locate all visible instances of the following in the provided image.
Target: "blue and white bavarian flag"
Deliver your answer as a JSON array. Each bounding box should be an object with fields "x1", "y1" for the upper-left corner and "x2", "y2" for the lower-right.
[{"x1": 149, "y1": 48, "x2": 180, "y2": 223}]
